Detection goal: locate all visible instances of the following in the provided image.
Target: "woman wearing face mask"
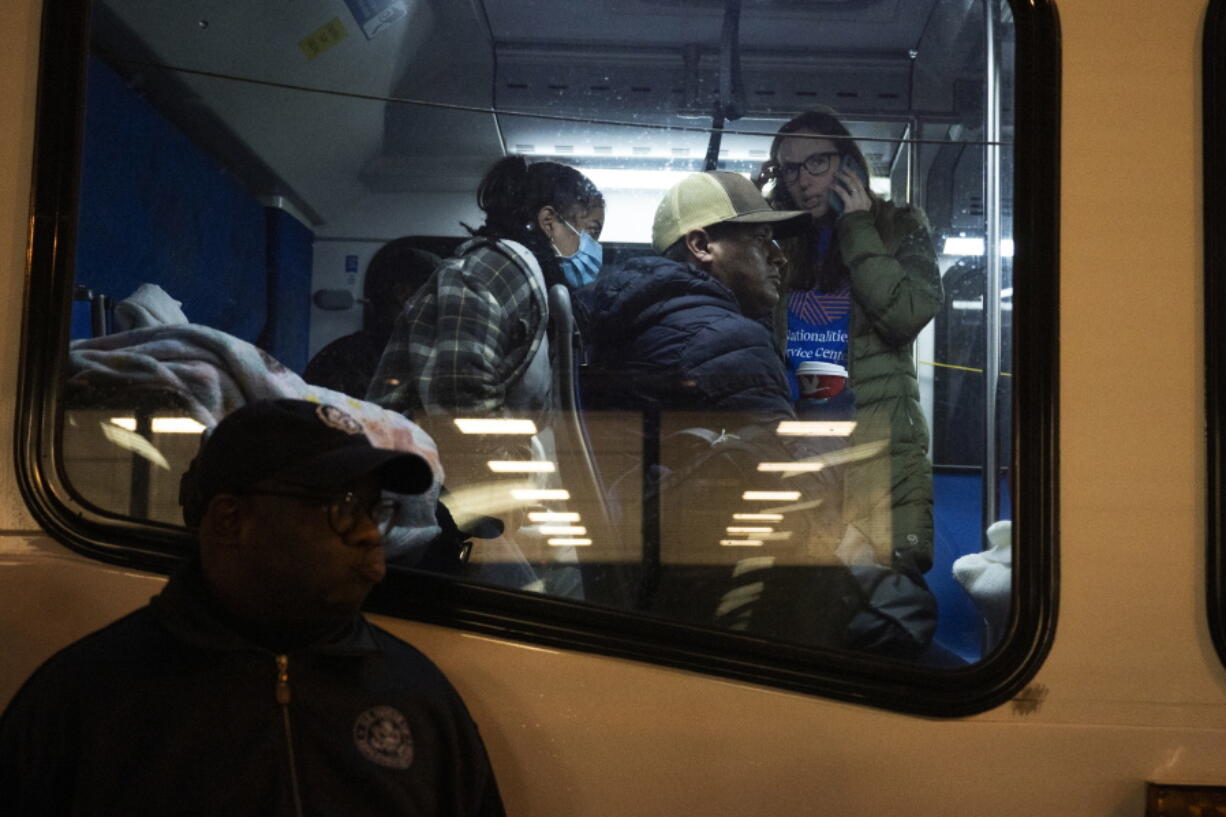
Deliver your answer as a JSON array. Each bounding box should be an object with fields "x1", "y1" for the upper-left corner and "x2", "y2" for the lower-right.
[
  {"x1": 760, "y1": 110, "x2": 942, "y2": 579},
  {"x1": 368, "y1": 155, "x2": 605, "y2": 420},
  {"x1": 554, "y1": 211, "x2": 605, "y2": 289}
]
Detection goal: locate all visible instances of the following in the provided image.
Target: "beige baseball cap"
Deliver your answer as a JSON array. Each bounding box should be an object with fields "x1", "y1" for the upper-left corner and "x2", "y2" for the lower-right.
[{"x1": 651, "y1": 171, "x2": 808, "y2": 252}]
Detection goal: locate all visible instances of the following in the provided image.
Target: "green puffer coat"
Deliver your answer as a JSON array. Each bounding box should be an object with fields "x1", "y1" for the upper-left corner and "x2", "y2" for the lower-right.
[{"x1": 774, "y1": 199, "x2": 942, "y2": 572}]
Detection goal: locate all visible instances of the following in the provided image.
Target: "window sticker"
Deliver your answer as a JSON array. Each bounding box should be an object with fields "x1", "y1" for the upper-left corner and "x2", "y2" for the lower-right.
[
  {"x1": 343, "y1": 0, "x2": 409, "y2": 40},
  {"x1": 299, "y1": 18, "x2": 348, "y2": 60}
]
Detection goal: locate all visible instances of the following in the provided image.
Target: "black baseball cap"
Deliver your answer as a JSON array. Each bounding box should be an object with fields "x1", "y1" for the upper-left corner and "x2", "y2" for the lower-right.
[{"x1": 179, "y1": 399, "x2": 433, "y2": 526}]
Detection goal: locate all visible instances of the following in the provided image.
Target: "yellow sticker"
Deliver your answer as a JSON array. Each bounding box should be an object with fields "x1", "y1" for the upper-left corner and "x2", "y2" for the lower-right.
[{"x1": 299, "y1": 18, "x2": 348, "y2": 60}]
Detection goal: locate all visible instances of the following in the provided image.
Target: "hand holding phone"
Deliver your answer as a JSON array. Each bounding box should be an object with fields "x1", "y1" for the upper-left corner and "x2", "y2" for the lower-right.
[
  {"x1": 752, "y1": 159, "x2": 777, "y2": 190},
  {"x1": 828, "y1": 155, "x2": 870, "y2": 214}
]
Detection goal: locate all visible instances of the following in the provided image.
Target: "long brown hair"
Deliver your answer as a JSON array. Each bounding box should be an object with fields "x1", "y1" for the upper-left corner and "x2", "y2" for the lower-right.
[{"x1": 767, "y1": 110, "x2": 871, "y2": 292}]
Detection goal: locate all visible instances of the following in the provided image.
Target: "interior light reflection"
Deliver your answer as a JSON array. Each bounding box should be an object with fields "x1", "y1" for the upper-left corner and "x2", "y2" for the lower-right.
[
  {"x1": 487, "y1": 460, "x2": 556, "y2": 473},
  {"x1": 99, "y1": 422, "x2": 171, "y2": 469},
  {"x1": 528, "y1": 511, "x2": 581, "y2": 522},
  {"x1": 454, "y1": 418, "x2": 538, "y2": 435},
  {"x1": 511, "y1": 488, "x2": 570, "y2": 501},
  {"x1": 757, "y1": 462, "x2": 823, "y2": 473},
  {"x1": 941, "y1": 236, "x2": 1015, "y2": 257},
  {"x1": 742, "y1": 491, "x2": 801, "y2": 501},
  {"x1": 547, "y1": 537, "x2": 592, "y2": 546},
  {"x1": 776, "y1": 421, "x2": 857, "y2": 437},
  {"x1": 109, "y1": 417, "x2": 207, "y2": 434}
]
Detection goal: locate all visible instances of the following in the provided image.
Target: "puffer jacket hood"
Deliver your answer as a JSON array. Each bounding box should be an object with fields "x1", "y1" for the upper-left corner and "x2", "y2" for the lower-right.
[{"x1": 579, "y1": 255, "x2": 795, "y2": 422}]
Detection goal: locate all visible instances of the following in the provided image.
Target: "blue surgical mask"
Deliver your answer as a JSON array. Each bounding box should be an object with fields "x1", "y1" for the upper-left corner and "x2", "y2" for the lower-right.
[{"x1": 555, "y1": 220, "x2": 603, "y2": 288}]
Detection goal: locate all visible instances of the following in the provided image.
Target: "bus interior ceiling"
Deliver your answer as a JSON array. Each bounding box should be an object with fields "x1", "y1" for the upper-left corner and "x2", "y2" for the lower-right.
[{"x1": 88, "y1": 0, "x2": 995, "y2": 233}]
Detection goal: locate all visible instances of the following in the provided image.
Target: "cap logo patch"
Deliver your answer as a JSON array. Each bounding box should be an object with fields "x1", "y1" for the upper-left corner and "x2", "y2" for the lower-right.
[
  {"x1": 316, "y1": 404, "x2": 364, "y2": 435},
  {"x1": 353, "y1": 705, "x2": 414, "y2": 769}
]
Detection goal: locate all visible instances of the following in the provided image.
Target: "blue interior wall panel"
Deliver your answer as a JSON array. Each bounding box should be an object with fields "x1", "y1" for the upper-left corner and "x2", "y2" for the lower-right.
[
  {"x1": 70, "y1": 300, "x2": 94, "y2": 340},
  {"x1": 260, "y1": 207, "x2": 314, "y2": 373},
  {"x1": 929, "y1": 469, "x2": 1014, "y2": 662},
  {"x1": 73, "y1": 57, "x2": 268, "y2": 342}
]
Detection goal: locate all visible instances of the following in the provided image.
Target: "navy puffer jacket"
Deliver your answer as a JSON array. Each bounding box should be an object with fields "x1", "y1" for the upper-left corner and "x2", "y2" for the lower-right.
[{"x1": 578, "y1": 255, "x2": 795, "y2": 422}]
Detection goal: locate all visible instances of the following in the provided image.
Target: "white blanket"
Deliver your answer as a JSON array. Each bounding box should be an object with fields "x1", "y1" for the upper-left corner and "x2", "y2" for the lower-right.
[{"x1": 68, "y1": 323, "x2": 444, "y2": 560}]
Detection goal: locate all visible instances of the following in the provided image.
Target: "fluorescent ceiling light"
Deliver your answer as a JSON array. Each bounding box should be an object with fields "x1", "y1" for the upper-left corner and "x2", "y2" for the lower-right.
[
  {"x1": 581, "y1": 167, "x2": 719, "y2": 192},
  {"x1": 776, "y1": 421, "x2": 857, "y2": 437},
  {"x1": 941, "y1": 236, "x2": 1015, "y2": 257},
  {"x1": 733, "y1": 513, "x2": 783, "y2": 521},
  {"x1": 511, "y1": 488, "x2": 570, "y2": 501},
  {"x1": 548, "y1": 538, "x2": 592, "y2": 547},
  {"x1": 742, "y1": 490, "x2": 801, "y2": 501},
  {"x1": 539, "y1": 525, "x2": 586, "y2": 535},
  {"x1": 536, "y1": 164, "x2": 885, "y2": 195},
  {"x1": 455, "y1": 418, "x2": 538, "y2": 435},
  {"x1": 528, "y1": 511, "x2": 580, "y2": 522},
  {"x1": 720, "y1": 539, "x2": 764, "y2": 547},
  {"x1": 953, "y1": 298, "x2": 1014, "y2": 312},
  {"x1": 487, "y1": 460, "x2": 556, "y2": 473},
  {"x1": 727, "y1": 526, "x2": 773, "y2": 533}
]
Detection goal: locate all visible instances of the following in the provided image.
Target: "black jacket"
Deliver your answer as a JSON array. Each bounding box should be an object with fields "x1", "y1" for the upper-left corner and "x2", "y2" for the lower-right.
[
  {"x1": 577, "y1": 255, "x2": 795, "y2": 423},
  {"x1": 303, "y1": 329, "x2": 388, "y2": 399},
  {"x1": 0, "y1": 564, "x2": 504, "y2": 817}
]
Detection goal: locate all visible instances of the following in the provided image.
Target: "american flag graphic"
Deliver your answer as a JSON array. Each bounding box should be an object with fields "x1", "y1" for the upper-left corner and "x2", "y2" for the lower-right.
[{"x1": 787, "y1": 288, "x2": 851, "y2": 326}]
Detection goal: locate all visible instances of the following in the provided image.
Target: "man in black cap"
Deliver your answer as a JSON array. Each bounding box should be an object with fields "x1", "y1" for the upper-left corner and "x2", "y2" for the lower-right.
[{"x1": 0, "y1": 399, "x2": 504, "y2": 816}]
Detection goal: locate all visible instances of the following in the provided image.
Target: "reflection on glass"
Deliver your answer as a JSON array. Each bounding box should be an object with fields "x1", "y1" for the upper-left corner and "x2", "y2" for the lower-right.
[
  {"x1": 538, "y1": 526, "x2": 585, "y2": 535},
  {"x1": 487, "y1": 460, "x2": 556, "y2": 473},
  {"x1": 62, "y1": 0, "x2": 1016, "y2": 665},
  {"x1": 109, "y1": 417, "x2": 207, "y2": 434},
  {"x1": 757, "y1": 462, "x2": 826, "y2": 473},
  {"x1": 454, "y1": 419, "x2": 538, "y2": 435},
  {"x1": 776, "y1": 421, "x2": 857, "y2": 437},
  {"x1": 529, "y1": 511, "x2": 580, "y2": 522},
  {"x1": 741, "y1": 491, "x2": 802, "y2": 502}
]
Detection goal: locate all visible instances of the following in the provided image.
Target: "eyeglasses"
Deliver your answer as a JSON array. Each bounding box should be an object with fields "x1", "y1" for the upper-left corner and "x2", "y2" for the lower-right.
[
  {"x1": 776, "y1": 151, "x2": 840, "y2": 183},
  {"x1": 242, "y1": 489, "x2": 401, "y2": 539}
]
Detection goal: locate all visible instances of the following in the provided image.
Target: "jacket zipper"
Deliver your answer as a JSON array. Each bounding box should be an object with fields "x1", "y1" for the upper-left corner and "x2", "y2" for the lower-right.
[{"x1": 275, "y1": 654, "x2": 305, "y2": 817}]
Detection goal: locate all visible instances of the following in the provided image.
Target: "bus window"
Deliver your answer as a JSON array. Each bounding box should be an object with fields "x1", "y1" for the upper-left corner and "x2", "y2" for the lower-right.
[
  {"x1": 23, "y1": 0, "x2": 1058, "y2": 713},
  {"x1": 1205, "y1": 0, "x2": 1226, "y2": 668}
]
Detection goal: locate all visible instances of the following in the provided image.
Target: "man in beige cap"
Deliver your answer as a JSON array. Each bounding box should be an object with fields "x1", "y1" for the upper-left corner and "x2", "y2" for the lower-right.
[
  {"x1": 577, "y1": 174, "x2": 863, "y2": 645},
  {"x1": 579, "y1": 170, "x2": 806, "y2": 420}
]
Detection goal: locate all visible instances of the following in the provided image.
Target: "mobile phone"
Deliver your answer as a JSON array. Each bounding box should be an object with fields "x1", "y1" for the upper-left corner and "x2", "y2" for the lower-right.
[{"x1": 828, "y1": 155, "x2": 869, "y2": 214}]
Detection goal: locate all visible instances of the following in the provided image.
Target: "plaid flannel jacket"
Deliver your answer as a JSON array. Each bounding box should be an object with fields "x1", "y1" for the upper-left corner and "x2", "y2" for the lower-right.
[{"x1": 367, "y1": 239, "x2": 549, "y2": 420}]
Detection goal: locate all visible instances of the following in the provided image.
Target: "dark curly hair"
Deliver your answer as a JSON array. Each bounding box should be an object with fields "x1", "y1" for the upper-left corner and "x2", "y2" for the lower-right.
[{"x1": 466, "y1": 156, "x2": 605, "y2": 289}]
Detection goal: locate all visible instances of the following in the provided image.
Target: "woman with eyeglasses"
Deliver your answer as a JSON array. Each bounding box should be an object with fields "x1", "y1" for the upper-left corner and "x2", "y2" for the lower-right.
[{"x1": 760, "y1": 109, "x2": 942, "y2": 582}]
